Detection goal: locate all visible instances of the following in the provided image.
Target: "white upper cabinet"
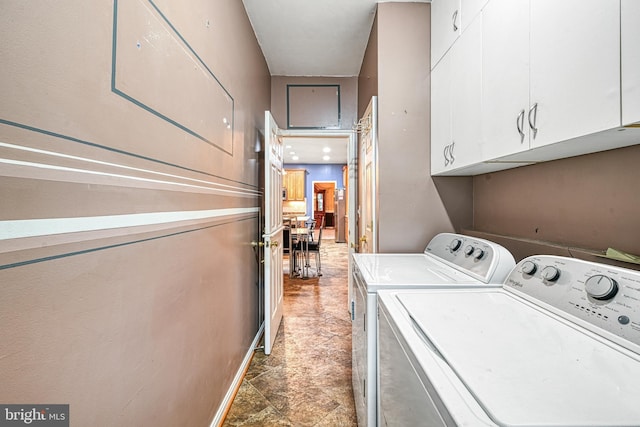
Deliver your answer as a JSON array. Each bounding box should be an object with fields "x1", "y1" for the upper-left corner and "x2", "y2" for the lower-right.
[
  {"x1": 481, "y1": 0, "x2": 530, "y2": 160},
  {"x1": 431, "y1": 0, "x2": 461, "y2": 69},
  {"x1": 461, "y1": 0, "x2": 489, "y2": 31},
  {"x1": 451, "y1": 17, "x2": 483, "y2": 169},
  {"x1": 622, "y1": 0, "x2": 640, "y2": 126},
  {"x1": 430, "y1": 53, "x2": 452, "y2": 175},
  {"x1": 431, "y1": 0, "x2": 633, "y2": 176},
  {"x1": 529, "y1": 0, "x2": 620, "y2": 148},
  {"x1": 431, "y1": 17, "x2": 483, "y2": 175}
]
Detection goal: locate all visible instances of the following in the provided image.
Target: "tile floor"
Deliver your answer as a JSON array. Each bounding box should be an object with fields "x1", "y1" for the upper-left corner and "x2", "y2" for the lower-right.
[{"x1": 222, "y1": 230, "x2": 357, "y2": 427}]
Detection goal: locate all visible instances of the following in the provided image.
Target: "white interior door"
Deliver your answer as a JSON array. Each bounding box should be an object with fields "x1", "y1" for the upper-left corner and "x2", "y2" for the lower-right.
[
  {"x1": 357, "y1": 97, "x2": 377, "y2": 254},
  {"x1": 263, "y1": 111, "x2": 284, "y2": 355}
]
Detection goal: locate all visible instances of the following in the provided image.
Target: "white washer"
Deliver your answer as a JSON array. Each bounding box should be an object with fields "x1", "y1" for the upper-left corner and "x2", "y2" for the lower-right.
[
  {"x1": 377, "y1": 255, "x2": 640, "y2": 427},
  {"x1": 351, "y1": 232, "x2": 515, "y2": 427}
]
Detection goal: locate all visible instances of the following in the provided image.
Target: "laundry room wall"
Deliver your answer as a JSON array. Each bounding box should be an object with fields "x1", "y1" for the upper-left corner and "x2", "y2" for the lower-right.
[
  {"x1": 0, "y1": 1, "x2": 269, "y2": 426},
  {"x1": 358, "y1": 2, "x2": 474, "y2": 253},
  {"x1": 471, "y1": 144, "x2": 640, "y2": 266},
  {"x1": 271, "y1": 76, "x2": 358, "y2": 130}
]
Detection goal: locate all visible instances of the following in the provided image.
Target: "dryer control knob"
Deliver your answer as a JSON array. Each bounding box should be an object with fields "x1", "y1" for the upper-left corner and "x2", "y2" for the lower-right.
[
  {"x1": 585, "y1": 275, "x2": 618, "y2": 300},
  {"x1": 521, "y1": 261, "x2": 537, "y2": 275},
  {"x1": 450, "y1": 239, "x2": 462, "y2": 252},
  {"x1": 473, "y1": 248, "x2": 485, "y2": 260},
  {"x1": 541, "y1": 266, "x2": 560, "y2": 282},
  {"x1": 464, "y1": 245, "x2": 475, "y2": 256}
]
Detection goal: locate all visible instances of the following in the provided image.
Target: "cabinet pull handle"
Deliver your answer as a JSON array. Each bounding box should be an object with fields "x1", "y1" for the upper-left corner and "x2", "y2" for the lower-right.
[
  {"x1": 516, "y1": 109, "x2": 525, "y2": 143},
  {"x1": 452, "y1": 10, "x2": 459, "y2": 32},
  {"x1": 449, "y1": 142, "x2": 455, "y2": 164},
  {"x1": 443, "y1": 145, "x2": 450, "y2": 166},
  {"x1": 528, "y1": 103, "x2": 538, "y2": 138}
]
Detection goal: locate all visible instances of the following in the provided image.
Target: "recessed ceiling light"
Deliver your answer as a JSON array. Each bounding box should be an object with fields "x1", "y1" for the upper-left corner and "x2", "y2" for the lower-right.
[
  {"x1": 323, "y1": 147, "x2": 331, "y2": 153},
  {"x1": 289, "y1": 151, "x2": 296, "y2": 155},
  {"x1": 285, "y1": 145, "x2": 292, "y2": 149},
  {"x1": 292, "y1": 155, "x2": 299, "y2": 161},
  {"x1": 323, "y1": 155, "x2": 330, "y2": 161}
]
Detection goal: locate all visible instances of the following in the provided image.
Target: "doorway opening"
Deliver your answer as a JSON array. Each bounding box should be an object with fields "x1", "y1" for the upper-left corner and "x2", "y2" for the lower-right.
[{"x1": 312, "y1": 181, "x2": 337, "y2": 228}]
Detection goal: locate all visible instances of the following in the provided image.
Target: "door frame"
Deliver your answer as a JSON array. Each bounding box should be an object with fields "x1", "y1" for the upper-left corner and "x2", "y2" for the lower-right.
[
  {"x1": 312, "y1": 180, "x2": 337, "y2": 227},
  {"x1": 280, "y1": 129, "x2": 357, "y2": 314}
]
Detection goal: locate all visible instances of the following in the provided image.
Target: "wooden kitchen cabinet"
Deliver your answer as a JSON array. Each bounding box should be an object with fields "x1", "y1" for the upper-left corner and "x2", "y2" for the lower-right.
[{"x1": 284, "y1": 169, "x2": 305, "y2": 201}]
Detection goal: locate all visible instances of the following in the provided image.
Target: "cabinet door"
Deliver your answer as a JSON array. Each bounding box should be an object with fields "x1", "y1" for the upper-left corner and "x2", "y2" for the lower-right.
[
  {"x1": 430, "y1": 53, "x2": 452, "y2": 175},
  {"x1": 431, "y1": 0, "x2": 461, "y2": 69},
  {"x1": 461, "y1": 0, "x2": 488, "y2": 31},
  {"x1": 529, "y1": 0, "x2": 620, "y2": 148},
  {"x1": 283, "y1": 169, "x2": 305, "y2": 201},
  {"x1": 622, "y1": 0, "x2": 640, "y2": 126},
  {"x1": 450, "y1": 16, "x2": 483, "y2": 170},
  {"x1": 283, "y1": 172, "x2": 291, "y2": 200},
  {"x1": 481, "y1": 0, "x2": 530, "y2": 160},
  {"x1": 431, "y1": 18, "x2": 482, "y2": 175},
  {"x1": 290, "y1": 170, "x2": 305, "y2": 201}
]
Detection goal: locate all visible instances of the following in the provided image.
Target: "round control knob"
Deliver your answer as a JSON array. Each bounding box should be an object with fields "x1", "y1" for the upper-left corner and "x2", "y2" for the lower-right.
[
  {"x1": 464, "y1": 245, "x2": 475, "y2": 256},
  {"x1": 618, "y1": 315, "x2": 630, "y2": 325},
  {"x1": 541, "y1": 266, "x2": 560, "y2": 282},
  {"x1": 473, "y1": 248, "x2": 485, "y2": 260},
  {"x1": 585, "y1": 275, "x2": 618, "y2": 301},
  {"x1": 450, "y1": 239, "x2": 462, "y2": 252},
  {"x1": 521, "y1": 261, "x2": 537, "y2": 275}
]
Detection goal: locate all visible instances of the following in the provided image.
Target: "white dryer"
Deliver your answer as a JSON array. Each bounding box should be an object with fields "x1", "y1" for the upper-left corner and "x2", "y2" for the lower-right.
[
  {"x1": 351, "y1": 232, "x2": 515, "y2": 427},
  {"x1": 377, "y1": 255, "x2": 640, "y2": 426}
]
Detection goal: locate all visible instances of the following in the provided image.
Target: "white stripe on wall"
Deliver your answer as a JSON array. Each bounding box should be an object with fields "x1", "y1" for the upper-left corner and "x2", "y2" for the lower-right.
[
  {"x1": 0, "y1": 141, "x2": 261, "y2": 196},
  {"x1": 0, "y1": 207, "x2": 260, "y2": 240}
]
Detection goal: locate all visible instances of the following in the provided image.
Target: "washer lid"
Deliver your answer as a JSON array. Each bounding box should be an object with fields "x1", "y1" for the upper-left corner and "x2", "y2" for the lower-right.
[
  {"x1": 353, "y1": 254, "x2": 480, "y2": 291},
  {"x1": 399, "y1": 291, "x2": 640, "y2": 427}
]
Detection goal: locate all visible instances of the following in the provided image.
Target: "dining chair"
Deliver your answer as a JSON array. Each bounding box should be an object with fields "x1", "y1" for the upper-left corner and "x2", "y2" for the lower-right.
[
  {"x1": 307, "y1": 219, "x2": 317, "y2": 242},
  {"x1": 306, "y1": 224, "x2": 323, "y2": 276}
]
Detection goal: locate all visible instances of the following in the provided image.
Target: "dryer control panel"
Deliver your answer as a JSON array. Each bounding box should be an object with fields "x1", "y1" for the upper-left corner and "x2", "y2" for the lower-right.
[
  {"x1": 505, "y1": 255, "x2": 640, "y2": 352},
  {"x1": 425, "y1": 233, "x2": 515, "y2": 284}
]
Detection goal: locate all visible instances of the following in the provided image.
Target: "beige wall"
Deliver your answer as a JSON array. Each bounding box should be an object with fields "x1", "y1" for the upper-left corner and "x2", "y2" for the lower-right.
[
  {"x1": 473, "y1": 145, "x2": 640, "y2": 263},
  {"x1": 358, "y1": 11, "x2": 378, "y2": 117},
  {"x1": 0, "y1": 1, "x2": 269, "y2": 425},
  {"x1": 360, "y1": 3, "x2": 473, "y2": 253},
  {"x1": 271, "y1": 76, "x2": 358, "y2": 130}
]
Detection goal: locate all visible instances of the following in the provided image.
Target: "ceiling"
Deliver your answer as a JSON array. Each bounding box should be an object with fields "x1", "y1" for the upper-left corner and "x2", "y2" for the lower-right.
[
  {"x1": 243, "y1": 0, "x2": 429, "y2": 163},
  {"x1": 243, "y1": 0, "x2": 373, "y2": 77},
  {"x1": 281, "y1": 135, "x2": 349, "y2": 165}
]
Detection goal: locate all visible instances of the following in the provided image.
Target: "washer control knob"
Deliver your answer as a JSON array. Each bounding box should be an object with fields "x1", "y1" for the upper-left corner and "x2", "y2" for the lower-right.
[
  {"x1": 473, "y1": 248, "x2": 485, "y2": 260},
  {"x1": 541, "y1": 266, "x2": 560, "y2": 282},
  {"x1": 464, "y1": 245, "x2": 475, "y2": 256},
  {"x1": 450, "y1": 239, "x2": 462, "y2": 252},
  {"x1": 521, "y1": 261, "x2": 537, "y2": 275},
  {"x1": 585, "y1": 275, "x2": 618, "y2": 301}
]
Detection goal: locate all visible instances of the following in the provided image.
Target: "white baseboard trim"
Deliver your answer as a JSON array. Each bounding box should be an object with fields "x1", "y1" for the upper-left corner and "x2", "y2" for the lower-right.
[{"x1": 209, "y1": 323, "x2": 264, "y2": 427}]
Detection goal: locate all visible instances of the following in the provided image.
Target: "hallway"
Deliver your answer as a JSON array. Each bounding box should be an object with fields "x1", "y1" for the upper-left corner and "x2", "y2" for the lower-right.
[{"x1": 222, "y1": 231, "x2": 357, "y2": 426}]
